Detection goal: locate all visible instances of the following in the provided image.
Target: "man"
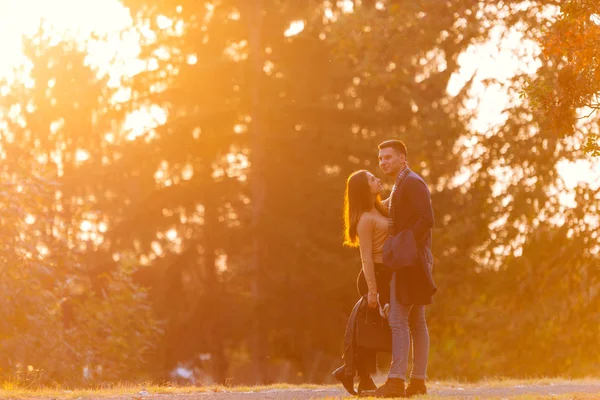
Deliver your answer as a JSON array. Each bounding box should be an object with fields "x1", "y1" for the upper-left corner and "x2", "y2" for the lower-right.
[{"x1": 362, "y1": 139, "x2": 436, "y2": 398}]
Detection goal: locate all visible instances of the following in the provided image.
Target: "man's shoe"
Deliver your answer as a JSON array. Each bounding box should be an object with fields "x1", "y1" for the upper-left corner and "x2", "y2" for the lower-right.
[
  {"x1": 405, "y1": 378, "x2": 427, "y2": 397},
  {"x1": 332, "y1": 365, "x2": 357, "y2": 396},
  {"x1": 360, "y1": 377, "x2": 405, "y2": 398},
  {"x1": 357, "y1": 376, "x2": 377, "y2": 395}
]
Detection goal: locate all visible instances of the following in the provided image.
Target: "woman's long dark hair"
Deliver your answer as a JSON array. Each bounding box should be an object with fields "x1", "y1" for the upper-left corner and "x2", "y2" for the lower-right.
[{"x1": 343, "y1": 170, "x2": 387, "y2": 247}]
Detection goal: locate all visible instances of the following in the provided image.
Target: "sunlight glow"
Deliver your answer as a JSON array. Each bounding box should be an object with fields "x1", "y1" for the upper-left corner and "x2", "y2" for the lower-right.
[
  {"x1": 0, "y1": 0, "x2": 131, "y2": 76},
  {"x1": 151, "y1": 241, "x2": 164, "y2": 257},
  {"x1": 224, "y1": 40, "x2": 248, "y2": 62},
  {"x1": 80, "y1": 220, "x2": 93, "y2": 232},
  {"x1": 98, "y1": 221, "x2": 108, "y2": 233},
  {"x1": 181, "y1": 165, "x2": 194, "y2": 181},
  {"x1": 156, "y1": 15, "x2": 173, "y2": 30},
  {"x1": 324, "y1": 8, "x2": 336, "y2": 22},
  {"x1": 75, "y1": 149, "x2": 90, "y2": 163},
  {"x1": 166, "y1": 229, "x2": 178, "y2": 241},
  {"x1": 187, "y1": 54, "x2": 198, "y2": 65},
  {"x1": 233, "y1": 124, "x2": 247, "y2": 134},
  {"x1": 216, "y1": 252, "x2": 228, "y2": 273},
  {"x1": 284, "y1": 20, "x2": 305, "y2": 37},
  {"x1": 123, "y1": 106, "x2": 168, "y2": 141},
  {"x1": 557, "y1": 159, "x2": 600, "y2": 190},
  {"x1": 36, "y1": 243, "x2": 49, "y2": 256},
  {"x1": 341, "y1": 0, "x2": 354, "y2": 13},
  {"x1": 448, "y1": 23, "x2": 542, "y2": 133}
]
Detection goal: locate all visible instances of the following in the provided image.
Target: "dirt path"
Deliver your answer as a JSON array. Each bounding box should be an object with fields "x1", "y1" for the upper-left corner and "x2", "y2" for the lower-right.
[{"x1": 41, "y1": 381, "x2": 600, "y2": 400}]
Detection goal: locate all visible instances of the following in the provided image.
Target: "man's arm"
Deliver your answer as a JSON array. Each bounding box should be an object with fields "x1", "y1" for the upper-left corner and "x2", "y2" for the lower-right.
[{"x1": 407, "y1": 178, "x2": 434, "y2": 243}]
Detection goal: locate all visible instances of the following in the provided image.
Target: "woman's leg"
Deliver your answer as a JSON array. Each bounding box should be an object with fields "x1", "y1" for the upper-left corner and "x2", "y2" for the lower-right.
[{"x1": 356, "y1": 347, "x2": 376, "y2": 378}]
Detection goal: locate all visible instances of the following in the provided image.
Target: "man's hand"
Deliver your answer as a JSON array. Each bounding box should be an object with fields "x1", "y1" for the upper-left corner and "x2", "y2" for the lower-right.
[{"x1": 367, "y1": 292, "x2": 378, "y2": 308}]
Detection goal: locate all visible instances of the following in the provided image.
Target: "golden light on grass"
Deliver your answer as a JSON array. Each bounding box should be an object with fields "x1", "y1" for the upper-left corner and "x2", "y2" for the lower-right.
[{"x1": 1, "y1": 379, "x2": 600, "y2": 399}]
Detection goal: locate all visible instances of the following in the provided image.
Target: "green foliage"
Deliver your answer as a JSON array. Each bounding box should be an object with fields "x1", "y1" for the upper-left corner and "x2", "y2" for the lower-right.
[
  {"x1": 0, "y1": 32, "x2": 161, "y2": 385},
  {"x1": 0, "y1": 167, "x2": 161, "y2": 385},
  {"x1": 525, "y1": 0, "x2": 600, "y2": 155}
]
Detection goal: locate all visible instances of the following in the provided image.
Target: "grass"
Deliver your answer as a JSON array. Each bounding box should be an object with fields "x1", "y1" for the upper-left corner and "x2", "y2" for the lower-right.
[
  {"x1": 0, "y1": 382, "x2": 336, "y2": 399},
  {"x1": 1, "y1": 377, "x2": 599, "y2": 399},
  {"x1": 428, "y1": 376, "x2": 600, "y2": 386}
]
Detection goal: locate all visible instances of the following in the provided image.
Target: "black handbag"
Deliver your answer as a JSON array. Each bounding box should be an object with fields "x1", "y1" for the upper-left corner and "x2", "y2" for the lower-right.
[{"x1": 355, "y1": 297, "x2": 392, "y2": 352}]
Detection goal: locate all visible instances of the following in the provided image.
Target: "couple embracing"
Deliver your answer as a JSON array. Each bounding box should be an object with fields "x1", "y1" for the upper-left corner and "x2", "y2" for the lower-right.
[{"x1": 333, "y1": 140, "x2": 437, "y2": 398}]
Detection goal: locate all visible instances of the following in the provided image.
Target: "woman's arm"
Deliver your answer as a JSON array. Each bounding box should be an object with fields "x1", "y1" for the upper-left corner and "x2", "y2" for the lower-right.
[{"x1": 357, "y1": 215, "x2": 378, "y2": 307}]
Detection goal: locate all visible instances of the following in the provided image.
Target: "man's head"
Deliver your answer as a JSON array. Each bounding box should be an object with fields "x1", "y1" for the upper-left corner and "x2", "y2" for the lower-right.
[{"x1": 378, "y1": 139, "x2": 407, "y2": 177}]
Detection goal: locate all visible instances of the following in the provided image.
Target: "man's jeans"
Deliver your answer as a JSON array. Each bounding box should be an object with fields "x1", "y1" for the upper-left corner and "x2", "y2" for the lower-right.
[{"x1": 387, "y1": 272, "x2": 429, "y2": 380}]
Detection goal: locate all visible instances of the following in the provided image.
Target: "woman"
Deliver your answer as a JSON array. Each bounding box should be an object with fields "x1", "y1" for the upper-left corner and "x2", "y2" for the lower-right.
[{"x1": 332, "y1": 169, "x2": 393, "y2": 395}]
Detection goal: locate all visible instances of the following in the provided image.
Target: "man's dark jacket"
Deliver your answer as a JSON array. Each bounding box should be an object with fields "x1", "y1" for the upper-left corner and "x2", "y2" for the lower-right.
[{"x1": 390, "y1": 170, "x2": 436, "y2": 305}]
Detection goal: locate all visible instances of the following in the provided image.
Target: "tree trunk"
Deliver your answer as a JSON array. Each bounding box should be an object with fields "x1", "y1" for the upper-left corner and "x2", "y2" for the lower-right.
[
  {"x1": 202, "y1": 179, "x2": 228, "y2": 384},
  {"x1": 246, "y1": 0, "x2": 269, "y2": 384}
]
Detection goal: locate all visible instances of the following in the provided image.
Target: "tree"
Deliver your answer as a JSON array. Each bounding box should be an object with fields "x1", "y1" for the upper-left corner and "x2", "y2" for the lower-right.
[
  {"x1": 525, "y1": 0, "x2": 600, "y2": 155},
  {"x1": 102, "y1": 0, "x2": 257, "y2": 383},
  {"x1": 114, "y1": 0, "x2": 600, "y2": 383},
  {"x1": 0, "y1": 32, "x2": 160, "y2": 385}
]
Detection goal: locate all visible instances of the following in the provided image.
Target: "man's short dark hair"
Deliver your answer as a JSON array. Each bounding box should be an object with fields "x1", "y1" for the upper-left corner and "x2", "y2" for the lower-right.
[{"x1": 378, "y1": 139, "x2": 407, "y2": 157}]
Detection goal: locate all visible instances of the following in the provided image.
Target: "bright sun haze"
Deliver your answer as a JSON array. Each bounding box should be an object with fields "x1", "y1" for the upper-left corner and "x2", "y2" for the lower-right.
[
  {"x1": 0, "y1": 0, "x2": 170, "y2": 150},
  {"x1": 0, "y1": 0, "x2": 597, "y2": 197},
  {"x1": 0, "y1": 0, "x2": 131, "y2": 76}
]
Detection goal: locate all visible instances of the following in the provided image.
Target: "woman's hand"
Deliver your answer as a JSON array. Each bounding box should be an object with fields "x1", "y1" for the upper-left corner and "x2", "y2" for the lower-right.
[{"x1": 367, "y1": 292, "x2": 378, "y2": 308}]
